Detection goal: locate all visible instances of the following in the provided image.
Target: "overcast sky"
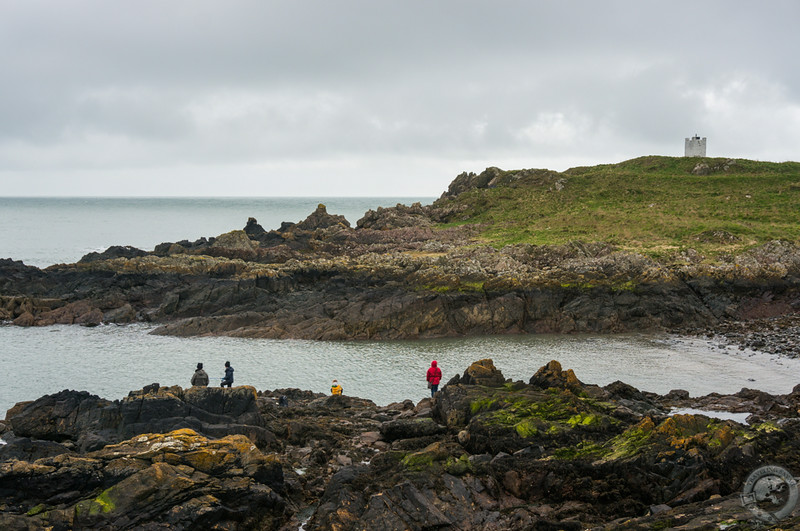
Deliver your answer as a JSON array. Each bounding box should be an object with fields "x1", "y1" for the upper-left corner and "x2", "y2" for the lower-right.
[{"x1": 1, "y1": 1, "x2": 798, "y2": 197}]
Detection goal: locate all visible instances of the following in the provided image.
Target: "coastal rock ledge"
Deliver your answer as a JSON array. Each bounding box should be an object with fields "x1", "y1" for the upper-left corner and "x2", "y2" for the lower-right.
[
  {"x1": 3, "y1": 228, "x2": 800, "y2": 355},
  {"x1": 3, "y1": 161, "x2": 800, "y2": 351},
  {"x1": 3, "y1": 359, "x2": 800, "y2": 529}
]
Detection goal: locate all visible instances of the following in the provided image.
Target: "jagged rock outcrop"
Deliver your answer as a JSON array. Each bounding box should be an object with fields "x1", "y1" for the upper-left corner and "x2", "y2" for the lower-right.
[
  {"x1": 447, "y1": 358, "x2": 507, "y2": 386},
  {"x1": 0, "y1": 429, "x2": 285, "y2": 530},
  {"x1": 153, "y1": 236, "x2": 213, "y2": 255},
  {"x1": 528, "y1": 359, "x2": 584, "y2": 392},
  {"x1": 356, "y1": 202, "x2": 433, "y2": 230},
  {"x1": 211, "y1": 230, "x2": 259, "y2": 251},
  {"x1": 7, "y1": 384, "x2": 274, "y2": 453},
  {"x1": 79, "y1": 245, "x2": 149, "y2": 263},
  {"x1": 0, "y1": 259, "x2": 47, "y2": 297},
  {"x1": 244, "y1": 216, "x2": 266, "y2": 236},
  {"x1": 440, "y1": 167, "x2": 505, "y2": 199},
  {"x1": 4, "y1": 360, "x2": 800, "y2": 529},
  {"x1": 438, "y1": 166, "x2": 565, "y2": 200},
  {"x1": 0, "y1": 295, "x2": 64, "y2": 322},
  {"x1": 294, "y1": 204, "x2": 350, "y2": 231}
]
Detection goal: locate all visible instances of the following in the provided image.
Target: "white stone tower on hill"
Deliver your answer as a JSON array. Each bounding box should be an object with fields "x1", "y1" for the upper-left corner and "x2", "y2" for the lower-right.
[{"x1": 685, "y1": 134, "x2": 707, "y2": 157}]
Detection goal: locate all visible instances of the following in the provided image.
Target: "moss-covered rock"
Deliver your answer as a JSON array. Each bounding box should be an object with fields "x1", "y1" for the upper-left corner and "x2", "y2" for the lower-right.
[
  {"x1": 400, "y1": 441, "x2": 465, "y2": 472},
  {"x1": 6, "y1": 358, "x2": 800, "y2": 530},
  {"x1": 1, "y1": 428, "x2": 285, "y2": 530}
]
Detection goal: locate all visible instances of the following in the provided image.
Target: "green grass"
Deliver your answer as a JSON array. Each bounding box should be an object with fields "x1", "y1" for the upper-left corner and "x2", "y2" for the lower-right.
[{"x1": 435, "y1": 156, "x2": 800, "y2": 259}]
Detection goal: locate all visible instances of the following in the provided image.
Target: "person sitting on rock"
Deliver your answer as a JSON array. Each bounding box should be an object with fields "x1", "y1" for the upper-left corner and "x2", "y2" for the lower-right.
[
  {"x1": 426, "y1": 360, "x2": 442, "y2": 397},
  {"x1": 331, "y1": 379, "x2": 343, "y2": 396},
  {"x1": 191, "y1": 362, "x2": 209, "y2": 387},
  {"x1": 221, "y1": 361, "x2": 234, "y2": 388}
]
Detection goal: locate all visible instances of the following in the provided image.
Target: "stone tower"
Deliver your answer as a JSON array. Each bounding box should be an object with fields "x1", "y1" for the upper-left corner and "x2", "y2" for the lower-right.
[{"x1": 684, "y1": 134, "x2": 707, "y2": 157}]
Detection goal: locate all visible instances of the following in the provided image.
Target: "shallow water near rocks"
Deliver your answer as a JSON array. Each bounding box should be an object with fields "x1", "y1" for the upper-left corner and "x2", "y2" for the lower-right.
[
  {"x1": 670, "y1": 407, "x2": 753, "y2": 424},
  {"x1": 2, "y1": 324, "x2": 800, "y2": 416}
]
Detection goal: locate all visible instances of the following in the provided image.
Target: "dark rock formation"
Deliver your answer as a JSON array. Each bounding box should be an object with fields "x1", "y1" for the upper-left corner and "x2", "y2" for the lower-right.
[
  {"x1": 4, "y1": 359, "x2": 800, "y2": 529},
  {"x1": 295, "y1": 204, "x2": 350, "y2": 231},
  {"x1": 356, "y1": 202, "x2": 432, "y2": 230},
  {"x1": 439, "y1": 166, "x2": 565, "y2": 200},
  {"x1": 3, "y1": 197, "x2": 800, "y2": 347},
  {"x1": 528, "y1": 359, "x2": 585, "y2": 393},
  {"x1": 439, "y1": 167, "x2": 506, "y2": 199},
  {"x1": 447, "y1": 358, "x2": 507, "y2": 386},
  {"x1": 244, "y1": 216, "x2": 266, "y2": 236},
  {"x1": 79, "y1": 245, "x2": 148, "y2": 263},
  {"x1": 153, "y1": 236, "x2": 213, "y2": 255},
  {"x1": 8, "y1": 384, "x2": 274, "y2": 453},
  {"x1": 0, "y1": 429, "x2": 285, "y2": 530}
]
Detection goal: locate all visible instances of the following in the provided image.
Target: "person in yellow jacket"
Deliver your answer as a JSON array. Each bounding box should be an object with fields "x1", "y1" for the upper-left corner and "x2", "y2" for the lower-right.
[{"x1": 331, "y1": 379, "x2": 343, "y2": 395}]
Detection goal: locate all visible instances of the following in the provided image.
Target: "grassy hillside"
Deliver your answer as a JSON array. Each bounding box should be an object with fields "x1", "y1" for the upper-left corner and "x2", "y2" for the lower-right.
[{"x1": 438, "y1": 156, "x2": 800, "y2": 259}]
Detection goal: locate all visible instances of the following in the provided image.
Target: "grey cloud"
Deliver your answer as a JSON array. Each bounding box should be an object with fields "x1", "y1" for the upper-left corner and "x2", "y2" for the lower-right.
[{"x1": 0, "y1": 1, "x2": 798, "y2": 194}]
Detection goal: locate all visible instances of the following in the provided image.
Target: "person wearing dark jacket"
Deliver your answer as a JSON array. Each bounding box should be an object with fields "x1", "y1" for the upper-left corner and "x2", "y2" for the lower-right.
[
  {"x1": 426, "y1": 360, "x2": 442, "y2": 397},
  {"x1": 191, "y1": 363, "x2": 209, "y2": 387},
  {"x1": 221, "y1": 361, "x2": 234, "y2": 388}
]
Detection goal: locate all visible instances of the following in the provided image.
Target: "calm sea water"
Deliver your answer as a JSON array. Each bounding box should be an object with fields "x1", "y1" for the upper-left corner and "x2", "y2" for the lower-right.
[
  {"x1": 2, "y1": 324, "x2": 800, "y2": 416},
  {"x1": 2, "y1": 197, "x2": 798, "y2": 416}
]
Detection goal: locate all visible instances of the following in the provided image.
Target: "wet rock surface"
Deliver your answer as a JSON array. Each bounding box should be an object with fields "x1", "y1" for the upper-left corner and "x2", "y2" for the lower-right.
[
  {"x1": 4, "y1": 359, "x2": 800, "y2": 530},
  {"x1": 2, "y1": 201, "x2": 799, "y2": 344},
  {"x1": 683, "y1": 314, "x2": 800, "y2": 358}
]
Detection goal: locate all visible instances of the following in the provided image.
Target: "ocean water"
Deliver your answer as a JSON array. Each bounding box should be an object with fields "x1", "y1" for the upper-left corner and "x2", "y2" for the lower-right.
[
  {"x1": 3, "y1": 323, "x2": 800, "y2": 416},
  {"x1": 2, "y1": 197, "x2": 799, "y2": 417}
]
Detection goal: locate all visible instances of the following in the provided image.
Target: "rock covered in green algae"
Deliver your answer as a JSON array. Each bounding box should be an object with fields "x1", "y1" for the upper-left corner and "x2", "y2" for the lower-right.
[
  {"x1": 5, "y1": 360, "x2": 800, "y2": 530},
  {"x1": 0, "y1": 429, "x2": 285, "y2": 530},
  {"x1": 301, "y1": 360, "x2": 800, "y2": 530}
]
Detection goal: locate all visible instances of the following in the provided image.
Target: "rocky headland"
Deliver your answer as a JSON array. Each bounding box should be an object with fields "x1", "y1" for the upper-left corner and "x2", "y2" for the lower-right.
[
  {"x1": 2, "y1": 163, "x2": 800, "y2": 353},
  {"x1": 2, "y1": 157, "x2": 799, "y2": 529},
  {"x1": 3, "y1": 359, "x2": 800, "y2": 529}
]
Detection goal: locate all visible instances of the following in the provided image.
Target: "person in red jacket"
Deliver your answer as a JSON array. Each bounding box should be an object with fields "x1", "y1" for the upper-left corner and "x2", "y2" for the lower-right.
[{"x1": 426, "y1": 360, "x2": 442, "y2": 397}]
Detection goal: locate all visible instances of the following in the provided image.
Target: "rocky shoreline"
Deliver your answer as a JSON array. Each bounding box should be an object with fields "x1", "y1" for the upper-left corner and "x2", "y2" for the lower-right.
[
  {"x1": 2, "y1": 163, "x2": 798, "y2": 530},
  {"x1": 1, "y1": 201, "x2": 799, "y2": 348},
  {"x1": 3, "y1": 358, "x2": 800, "y2": 529},
  {"x1": 1, "y1": 167, "x2": 799, "y2": 345},
  {"x1": 1, "y1": 165, "x2": 799, "y2": 348},
  {"x1": 681, "y1": 314, "x2": 800, "y2": 359}
]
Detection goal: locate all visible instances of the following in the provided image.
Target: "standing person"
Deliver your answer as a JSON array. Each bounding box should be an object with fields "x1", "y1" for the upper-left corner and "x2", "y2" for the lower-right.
[
  {"x1": 426, "y1": 360, "x2": 442, "y2": 398},
  {"x1": 331, "y1": 379, "x2": 343, "y2": 396},
  {"x1": 221, "y1": 361, "x2": 234, "y2": 388},
  {"x1": 191, "y1": 363, "x2": 209, "y2": 387}
]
